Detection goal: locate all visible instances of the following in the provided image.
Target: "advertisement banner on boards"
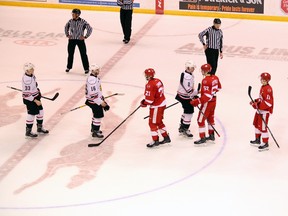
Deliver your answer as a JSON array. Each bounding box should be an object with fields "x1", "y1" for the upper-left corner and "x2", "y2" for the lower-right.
[
  {"x1": 59, "y1": 0, "x2": 140, "y2": 8},
  {"x1": 179, "y1": 0, "x2": 264, "y2": 14}
]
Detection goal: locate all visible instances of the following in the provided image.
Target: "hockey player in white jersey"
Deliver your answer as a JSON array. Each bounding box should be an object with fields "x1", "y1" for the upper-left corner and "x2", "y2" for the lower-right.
[
  {"x1": 85, "y1": 64, "x2": 110, "y2": 138},
  {"x1": 175, "y1": 60, "x2": 198, "y2": 137},
  {"x1": 22, "y1": 63, "x2": 49, "y2": 138}
]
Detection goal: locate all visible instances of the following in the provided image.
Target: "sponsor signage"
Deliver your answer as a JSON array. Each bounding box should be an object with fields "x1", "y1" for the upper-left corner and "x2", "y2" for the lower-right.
[
  {"x1": 175, "y1": 43, "x2": 288, "y2": 62},
  {"x1": 59, "y1": 0, "x2": 140, "y2": 8},
  {"x1": 179, "y1": 0, "x2": 264, "y2": 14},
  {"x1": 156, "y1": 0, "x2": 164, "y2": 14}
]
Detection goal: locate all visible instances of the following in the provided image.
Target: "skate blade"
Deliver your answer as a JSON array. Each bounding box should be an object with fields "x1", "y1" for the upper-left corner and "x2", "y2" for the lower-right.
[
  {"x1": 25, "y1": 136, "x2": 38, "y2": 139},
  {"x1": 91, "y1": 136, "x2": 104, "y2": 140},
  {"x1": 194, "y1": 143, "x2": 208, "y2": 147},
  {"x1": 258, "y1": 148, "x2": 269, "y2": 152},
  {"x1": 250, "y1": 144, "x2": 260, "y2": 147},
  {"x1": 179, "y1": 133, "x2": 193, "y2": 138},
  {"x1": 37, "y1": 132, "x2": 49, "y2": 135}
]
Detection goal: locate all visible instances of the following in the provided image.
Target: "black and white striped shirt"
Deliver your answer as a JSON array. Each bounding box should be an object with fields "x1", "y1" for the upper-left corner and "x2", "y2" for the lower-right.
[
  {"x1": 199, "y1": 26, "x2": 223, "y2": 53},
  {"x1": 64, "y1": 17, "x2": 93, "y2": 40},
  {"x1": 117, "y1": 0, "x2": 134, "y2": 10}
]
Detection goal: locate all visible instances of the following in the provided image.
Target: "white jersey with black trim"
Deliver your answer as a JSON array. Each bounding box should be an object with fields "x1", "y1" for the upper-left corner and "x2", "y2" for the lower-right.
[
  {"x1": 177, "y1": 71, "x2": 196, "y2": 99},
  {"x1": 22, "y1": 73, "x2": 39, "y2": 101},
  {"x1": 85, "y1": 74, "x2": 103, "y2": 105}
]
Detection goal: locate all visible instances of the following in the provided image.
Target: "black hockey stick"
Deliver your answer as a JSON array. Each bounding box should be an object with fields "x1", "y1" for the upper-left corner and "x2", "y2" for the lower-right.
[
  {"x1": 143, "y1": 102, "x2": 179, "y2": 119},
  {"x1": 60, "y1": 93, "x2": 125, "y2": 115},
  {"x1": 88, "y1": 105, "x2": 141, "y2": 147},
  {"x1": 7, "y1": 86, "x2": 59, "y2": 101},
  {"x1": 248, "y1": 86, "x2": 280, "y2": 148},
  {"x1": 196, "y1": 105, "x2": 220, "y2": 137}
]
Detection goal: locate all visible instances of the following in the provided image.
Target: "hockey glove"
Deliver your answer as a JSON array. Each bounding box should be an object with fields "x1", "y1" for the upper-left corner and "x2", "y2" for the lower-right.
[
  {"x1": 37, "y1": 88, "x2": 42, "y2": 98},
  {"x1": 254, "y1": 98, "x2": 261, "y2": 103},
  {"x1": 140, "y1": 99, "x2": 148, "y2": 107},
  {"x1": 190, "y1": 98, "x2": 201, "y2": 107},
  {"x1": 103, "y1": 104, "x2": 110, "y2": 111},
  {"x1": 250, "y1": 101, "x2": 258, "y2": 109}
]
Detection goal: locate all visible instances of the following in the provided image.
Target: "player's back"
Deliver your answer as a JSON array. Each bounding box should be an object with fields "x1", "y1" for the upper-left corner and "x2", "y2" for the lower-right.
[{"x1": 145, "y1": 78, "x2": 166, "y2": 107}]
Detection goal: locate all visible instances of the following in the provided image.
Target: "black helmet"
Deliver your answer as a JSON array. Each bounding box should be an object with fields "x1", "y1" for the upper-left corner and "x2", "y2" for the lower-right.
[
  {"x1": 213, "y1": 18, "x2": 221, "y2": 24},
  {"x1": 72, "y1": 8, "x2": 81, "y2": 15}
]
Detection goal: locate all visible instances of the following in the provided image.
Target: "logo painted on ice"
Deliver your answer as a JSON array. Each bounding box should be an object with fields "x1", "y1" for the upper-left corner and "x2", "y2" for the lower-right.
[{"x1": 14, "y1": 40, "x2": 57, "y2": 46}]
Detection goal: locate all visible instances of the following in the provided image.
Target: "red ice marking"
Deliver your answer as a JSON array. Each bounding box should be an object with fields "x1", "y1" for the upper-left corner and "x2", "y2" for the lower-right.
[{"x1": 0, "y1": 15, "x2": 160, "y2": 182}]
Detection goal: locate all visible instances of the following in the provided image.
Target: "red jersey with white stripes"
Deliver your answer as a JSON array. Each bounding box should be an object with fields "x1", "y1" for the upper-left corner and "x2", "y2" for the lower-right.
[
  {"x1": 144, "y1": 78, "x2": 166, "y2": 107},
  {"x1": 200, "y1": 75, "x2": 221, "y2": 104},
  {"x1": 258, "y1": 84, "x2": 273, "y2": 114}
]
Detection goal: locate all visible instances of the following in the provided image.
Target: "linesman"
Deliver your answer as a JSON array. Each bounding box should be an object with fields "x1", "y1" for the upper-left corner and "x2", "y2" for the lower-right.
[
  {"x1": 198, "y1": 18, "x2": 223, "y2": 75},
  {"x1": 64, "y1": 8, "x2": 92, "y2": 74}
]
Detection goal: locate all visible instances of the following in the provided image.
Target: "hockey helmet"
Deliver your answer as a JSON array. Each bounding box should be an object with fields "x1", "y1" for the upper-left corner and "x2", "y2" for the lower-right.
[
  {"x1": 23, "y1": 62, "x2": 35, "y2": 71},
  {"x1": 90, "y1": 63, "x2": 100, "y2": 72},
  {"x1": 201, "y1": 64, "x2": 212, "y2": 73},
  {"x1": 185, "y1": 60, "x2": 196, "y2": 69},
  {"x1": 260, "y1": 72, "x2": 271, "y2": 82},
  {"x1": 144, "y1": 68, "x2": 155, "y2": 78},
  {"x1": 72, "y1": 8, "x2": 81, "y2": 15}
]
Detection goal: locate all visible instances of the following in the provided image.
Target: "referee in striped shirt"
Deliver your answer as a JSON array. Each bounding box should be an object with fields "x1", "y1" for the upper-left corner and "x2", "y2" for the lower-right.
[
  {"x1": 65, "y1": 9, "x2": 92, "y2": 74},
  {"x1": 198, "y1": 18, "x2": 223, "y2": 75},
  {"x1": 117, "y1": 0, "x2": 133, "y2": 44}
]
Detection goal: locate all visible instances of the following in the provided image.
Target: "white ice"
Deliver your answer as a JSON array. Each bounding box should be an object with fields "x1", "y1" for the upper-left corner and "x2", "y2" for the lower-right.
[{"x1": 0, "y1": 6, "x2": 288, "y2": 216}]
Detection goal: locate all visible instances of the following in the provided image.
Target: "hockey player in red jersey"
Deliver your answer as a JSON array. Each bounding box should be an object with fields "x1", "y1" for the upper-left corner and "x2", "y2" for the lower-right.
[
  {"x1": 22, "y1": 63, "x2": 49, "y2": 138},
  {"x1": 190, "y1": 64, "x2": 221, "y2": 144},
  {"x1": 250, "y1": 72, "x2": 273, "y2": 151},
  {"x1": 141, "y1": 68, "x2": 171, "y2": 148}
]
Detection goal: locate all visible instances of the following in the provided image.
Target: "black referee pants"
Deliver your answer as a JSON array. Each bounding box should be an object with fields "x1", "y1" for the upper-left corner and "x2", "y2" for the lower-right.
[
  {"x1": 120, "y1": 8, "x2": 133, "y2": 41},
  {"x1": 67, "y1": 39, "x2": 89, "y2": 71},
  {"x1": 205, "y1": 48, "x2": 219, "y2": 75}
]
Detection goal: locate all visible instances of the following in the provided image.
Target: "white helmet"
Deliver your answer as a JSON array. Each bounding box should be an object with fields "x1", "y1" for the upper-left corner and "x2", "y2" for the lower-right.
[
  {"x1": 90, "y1": 63, "x2": 100, "y2": 72},
  {"x1": 185, "y1": 60, "x2": 196, "y2": 69},
  {"x1": 23, "y1": 62, "x2": 35, "y2": 71}
]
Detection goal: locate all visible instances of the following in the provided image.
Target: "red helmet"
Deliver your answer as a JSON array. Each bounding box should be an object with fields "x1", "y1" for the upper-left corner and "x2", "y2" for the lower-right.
[
  {"x1": 201, "y1": 64, "x2": 212, "y2": 73},
  {"x1": 144, "y1": 68, "x2": 155, "y2": 78},
  {"x1": 260, "y1": 72, "x2": 271, "y2": 82}
]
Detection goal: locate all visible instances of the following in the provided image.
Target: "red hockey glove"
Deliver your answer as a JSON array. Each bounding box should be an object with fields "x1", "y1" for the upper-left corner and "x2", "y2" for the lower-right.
[
  {"x1": 140, "y1": 99, "x2": 148, "y2": 107},
  {"x1": 250, "y1": 101, "x2": 258, "y2": 109},
  {"x1": 190, "y1": 98, "x2": 201, "y2": 107}
]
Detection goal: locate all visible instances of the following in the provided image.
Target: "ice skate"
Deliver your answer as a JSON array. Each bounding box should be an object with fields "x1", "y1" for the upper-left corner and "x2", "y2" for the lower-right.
[
  {"x1": 178, "y1": 124, "x2": 185, "y2": 133},
  {"x1": 37, "y1": 124, "x2": 49, "y2": 134},
  {"x1": 258, "y1": 143, "x2": 269, "y2": 152},
  {"x1": 159, "y1": 135, "x2": 171, "y2": 145},
  {"x1": 25, "y1": 128, "x2": 38, "y2": 138},
  {"x1": 146, "y1": 140, "x2": 159, "y2": 148},
  {"x1": 250, "y1": 138, "x2": 260, "y2": 146},
  {"x1": 92, "y1": 130, "x2": 104, "y2": 138},
  {"x1": 206, "y1": 133, "x2": 215, "y2": 141},
  {"x1": 194, "y1": 138, "x2": 206, "y2": 145}
]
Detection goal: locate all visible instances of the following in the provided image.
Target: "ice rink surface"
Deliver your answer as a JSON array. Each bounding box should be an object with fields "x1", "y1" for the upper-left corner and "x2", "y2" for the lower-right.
[{"x1": 0, "y1": 5, "x2": 288, "y2": 216}]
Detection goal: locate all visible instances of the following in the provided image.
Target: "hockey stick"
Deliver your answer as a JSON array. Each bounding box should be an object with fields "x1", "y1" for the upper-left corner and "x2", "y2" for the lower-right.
[
  {"x1": 88, "y1": 105, "x2": 141, "y2": 147},
  {"x1": 60, "y1": 93, "x2": 125, "y2": 115},
  {"x1": 196, "y1": 105, "x2": 220, "y2": 137},
  {"x1": 143, "y1": 102, "x2": 179, "y2": 119},
  {"x1": 7, "y1": 86, "x2": 59, "y2": 101},
  {"x1": 248, "y1": 86, "x2": 280, "y2": 148}
]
